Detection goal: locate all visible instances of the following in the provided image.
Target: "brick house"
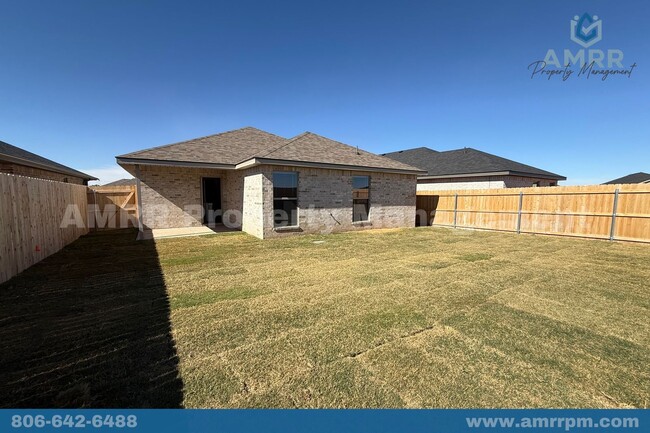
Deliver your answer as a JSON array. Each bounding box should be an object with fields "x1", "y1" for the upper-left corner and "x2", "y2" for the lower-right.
[
  {"x1": 116, "y1": 127, "x2": 424, "y2": 239},
  {"x1": 0, "y1": 140, "x2": 97, "y2": 185},
  {"x1": 382, "y1": 147, "x2": 565, "y2": 191}
]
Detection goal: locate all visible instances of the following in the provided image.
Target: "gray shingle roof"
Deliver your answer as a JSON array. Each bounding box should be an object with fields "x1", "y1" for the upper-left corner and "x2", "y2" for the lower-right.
[
  {"x1": 118, "y1": 127, "x2": 287, "y2": 165},
  {"x1": 101, "y1": 178, "x2": 136, "y2": 187},
  {"x1": 117, "y1": 127, "x2": 424, "y2": 173},
  {"x1": 0, "y1": 140, "x2": 97, "y2": 180},
  {"x1": 379, "y1": 147, "x2": 439, "y2": 170},
  {"x1": 382, "y1": 147, "x2": 565, "y2": 180},
  {"x1": 603, "y1": 172, "x2": 650, "y2": 185},
  {"x1": 259, "y1": 132, "x2": 422, "y2": 172}
]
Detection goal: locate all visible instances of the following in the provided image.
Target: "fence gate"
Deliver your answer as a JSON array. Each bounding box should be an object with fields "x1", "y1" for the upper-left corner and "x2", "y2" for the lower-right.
[
  {"x1": 87, "y1": 185, "x2": 139, "y2": 230},
  {"x1": 416, "y1": 195, "x2": 438, "y2": 226}
]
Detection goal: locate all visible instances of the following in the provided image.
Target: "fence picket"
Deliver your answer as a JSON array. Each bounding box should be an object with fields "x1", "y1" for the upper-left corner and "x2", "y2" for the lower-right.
[
  {"x1": 417, "y1": 184, "x2": 650, "y2": 243},
  {"x1": 0, "y1": 173, "x2": 89, "y2": 284}
]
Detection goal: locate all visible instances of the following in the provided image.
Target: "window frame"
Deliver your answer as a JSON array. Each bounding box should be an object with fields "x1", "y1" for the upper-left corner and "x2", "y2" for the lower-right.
[
  {"x1": 352, "y1": 175, "x2": 371, "y2": 223},
  {"x1": 272, "y1": 171, "x2": 299, "y2": 228}
]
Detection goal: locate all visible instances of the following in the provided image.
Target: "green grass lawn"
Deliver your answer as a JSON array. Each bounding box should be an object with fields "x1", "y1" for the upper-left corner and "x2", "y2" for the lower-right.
[
  {"x1": 1, "y1": 227, "x2": 648, "y2": 408},
  {"x1": 157, "y1": 227, "x2": 650, "y2": 408}
]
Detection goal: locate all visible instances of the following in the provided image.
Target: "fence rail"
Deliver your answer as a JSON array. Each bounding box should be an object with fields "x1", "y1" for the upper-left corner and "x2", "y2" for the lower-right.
[
  {"x1": 0, "y1": 173, "x2": 89, "y2": 284},
  {"x1": 416, "y1": 184, "x2": 650, "y2": 243}
]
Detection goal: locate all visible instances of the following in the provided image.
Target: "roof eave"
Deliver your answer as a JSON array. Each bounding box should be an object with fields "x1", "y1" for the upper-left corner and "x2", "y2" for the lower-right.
[
  {"x1": 418, "y1": 170, "x2": 566, "y2": 181},
  {"x1": 116, "y1": 157, "x2": 236, "y2": 170},
  {"x1": 507, "y1": 170, "x2": 567, "y2": 180},
  {"x1": 236, "y1": 157, "x2": 425, "y2": 175},
  {"x1": 0, "y1": 152, "x2": 98, "y2": 180},
  {"x1": 418, "y1": 171, "x2": 510, "y2": 180}
]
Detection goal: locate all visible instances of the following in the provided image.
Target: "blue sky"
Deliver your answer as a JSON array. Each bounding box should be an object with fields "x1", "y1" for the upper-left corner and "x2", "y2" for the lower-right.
[{"x1": 1, "y1": 0, "x2": 648, "y2": 184}]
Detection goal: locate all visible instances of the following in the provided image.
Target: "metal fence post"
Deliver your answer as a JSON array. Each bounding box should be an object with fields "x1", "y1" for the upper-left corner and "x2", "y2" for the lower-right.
[
  {"x1": 516, "y1": 191, "x2": 523, "y2": 234},
  {"x1": 609, "y1": 188, "x2": 620, "y2": 241},
  {"x1": 453, "y1": 193, "x2": 458, "y2": 228}
]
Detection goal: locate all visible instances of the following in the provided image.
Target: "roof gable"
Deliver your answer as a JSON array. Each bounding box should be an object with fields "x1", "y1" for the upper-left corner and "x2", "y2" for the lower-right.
[
  {"x1": 259, "y1": 132, "x2": 423, "y2": 172},
  {"x1": 118, "y1": 127, "x2": 287, "y2": 166},
  {"x1": 383, "y1": 146, "x2": 565, "y2": 180},
  {"x1": 117, "y1": 127, "x2": 424, "y2": 173},
  {"x1": 0, "y1": 140, "x2": 97, "y2": 180}
]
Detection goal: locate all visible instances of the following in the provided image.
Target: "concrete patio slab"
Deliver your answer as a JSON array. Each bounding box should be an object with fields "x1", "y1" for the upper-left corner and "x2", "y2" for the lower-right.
[{"x1": 138, "y1": 226, "x2": 237, "y2": 240}]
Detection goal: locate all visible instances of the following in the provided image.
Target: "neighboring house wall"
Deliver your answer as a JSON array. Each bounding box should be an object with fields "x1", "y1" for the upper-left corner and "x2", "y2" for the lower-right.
[
  {"x1": 417, "y1": 175, "x2": 558, "y2": 191},
  {"x1": 0, "y1": 162, "x2": 86, "y2": 185},
  {"x1": 502, "y1": 176, "x2": 558, "y2": 188},
  {"x1": 126, "y1": 163, "x2": 417, "y2": 239}
]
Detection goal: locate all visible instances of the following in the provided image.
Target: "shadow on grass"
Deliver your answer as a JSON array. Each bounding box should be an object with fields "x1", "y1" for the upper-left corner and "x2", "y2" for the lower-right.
[{"x1": 0, "y1": 229, "x2": 183, "y2": 408}]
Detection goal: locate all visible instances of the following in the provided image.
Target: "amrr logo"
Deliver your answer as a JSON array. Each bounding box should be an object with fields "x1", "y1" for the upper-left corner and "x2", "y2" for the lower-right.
[{"x1": 570, "y1": 13, "x2": 602, "y2": 48}]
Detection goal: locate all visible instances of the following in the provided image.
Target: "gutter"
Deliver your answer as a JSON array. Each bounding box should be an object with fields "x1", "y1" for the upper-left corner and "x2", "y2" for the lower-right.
[
  {"x1": 116, "y1": 156, "x2": 425, "y2": 175},
  {"x1": 116, "y1": 157, "x2": 236, "y2": 170},
  {"x1": 235, "y1": 157, "x2": 426, "y2": 175}
]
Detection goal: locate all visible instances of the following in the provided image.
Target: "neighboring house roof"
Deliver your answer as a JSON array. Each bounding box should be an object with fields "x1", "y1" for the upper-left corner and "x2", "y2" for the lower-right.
[
  {"x1": 0, "y1": 140, "x2": 97, "y2": 180},
  {"x1": 382, "y1": 147, "x2": 566, "y2": 180},
  {"x1": 379, "y1": 147, "x2": 439, "y2": 169},
  {"x1": 117, "y1": 127, "x2": 424, "y2": 174},
  {"x1": 101, "y1": 178, "x2": 136, "y2": 187},
  {"x1": 603, "y1": 172, "x2": 650, "y2": 185}
]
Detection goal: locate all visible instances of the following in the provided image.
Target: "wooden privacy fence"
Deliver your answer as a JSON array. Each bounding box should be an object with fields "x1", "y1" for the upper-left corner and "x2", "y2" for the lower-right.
[
  {"x1": 417, "y1": 184, "x2": 650, "y2": 243},
  {"x1": 0, "y1": 173, "x2": 89, "y2": 284},
  {"x1": 87, "y1": 185, "x2": 139, "y2": 230}
]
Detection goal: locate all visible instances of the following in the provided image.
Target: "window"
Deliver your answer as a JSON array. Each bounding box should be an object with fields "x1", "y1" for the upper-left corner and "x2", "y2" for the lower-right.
[
  {"x1": 352, "y1": 175, "x2": 370, "y2": 222},
  {"x1": 273, "y1": 172, "x2": 298, "y2": 227}
]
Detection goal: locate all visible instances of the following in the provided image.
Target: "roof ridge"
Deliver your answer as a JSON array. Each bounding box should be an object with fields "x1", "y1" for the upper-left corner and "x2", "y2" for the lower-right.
[
  {"x1": 464, "y1": 147, "x2": 552, "y2": 171},
  {"x1": 443, "y1": 147, "x2": 562, "y2": 177},
  {"x1": 292, "y1": 131, "x2": 378, "y2": 157},
  {"x1": 259, "y1": 131, "x2": 424, "y2": 172},
  {"x1": 117, "y1": 126, "x2": 281, "y2": 158},
  {"x1": 308, "y1": 132, "x2": 427, "y2": 171},
  {"x1": 382, "y1": 146, "x2": 437, "y2": 155},
  {"x1": 383, "y1": 145, "x2": 565, "y2": 179},
  {"x1": 254, "y1": 131, "x2": 311, "y2": 159}
]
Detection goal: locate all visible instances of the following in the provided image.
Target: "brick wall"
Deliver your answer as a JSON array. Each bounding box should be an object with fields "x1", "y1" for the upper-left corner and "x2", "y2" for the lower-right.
[
  {"x1": 417, "y1": 175, "x2": 559, "y2": 191},
  {"x1": 241, "y1": 170, "x2": 264, "y2": 238},
  {"x1": 122, "y1": 164, "x2": 242, "y2": 230},
  {"x1": 256, "y1": 165, "x2": 417, "y2": 238},
  {"x1": 0, "y1": 162, "x2": 86, "y2": 185},
  {"x1": 124, "y1": 163, "x2": 418, "y2": 238}
]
